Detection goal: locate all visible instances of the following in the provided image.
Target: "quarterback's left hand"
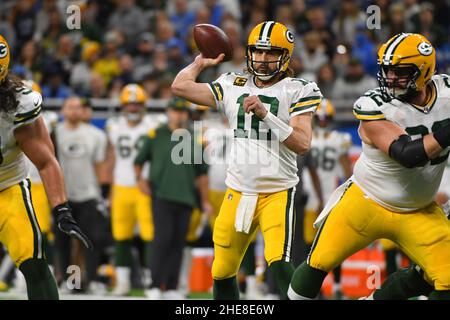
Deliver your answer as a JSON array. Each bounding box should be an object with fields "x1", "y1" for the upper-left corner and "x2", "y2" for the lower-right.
[
  {"x1": 244, "y1": 95, "x2": 268, "y2": 119},
  {"x1": 53, "y1": 202, "x2": 94, "y2": 250}
]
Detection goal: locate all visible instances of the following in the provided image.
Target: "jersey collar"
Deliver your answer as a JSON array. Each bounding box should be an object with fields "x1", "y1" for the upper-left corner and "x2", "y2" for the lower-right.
[{"x1": 409, "y1": 80, "x2": 437, "y2": 114}]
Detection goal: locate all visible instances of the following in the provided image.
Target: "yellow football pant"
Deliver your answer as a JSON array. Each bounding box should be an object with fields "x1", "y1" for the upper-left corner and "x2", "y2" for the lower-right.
[
  {"x1": 212, "y1": 187, "x2": 295, "y2": 280},
  {"x1": 308, "y1": 182, "x2": 450, "y2": 290},
  {"x1": 0, "y1": 179, "x2": 44, "y2": 267},
  {"x1": 111, "y1": 185, "x2": 153, "y2": 241},
  {"x1": 379, "y1": 238, "x2": 397, "y2": 250},
  {"x1": 30, "y1": 182, "x2": 52, "y2": 235}
]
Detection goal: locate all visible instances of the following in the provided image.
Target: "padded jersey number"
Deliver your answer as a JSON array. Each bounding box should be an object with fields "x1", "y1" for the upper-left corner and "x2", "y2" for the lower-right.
[
  {"x1": 117, "y1": 135, "x2": 146, "y2": 158},
  {"x1": 310, "y1": 146, "x2": 337, "y2": 171},
  {"x1": 363, "y1": 89, "x2": 384, "y2": 107},
  {"x1": 405, "y1": 118, "x2": 450, "y2": 165},
  {"x1": 234, "y1": 94, "x2": 279, "y2": 140}
]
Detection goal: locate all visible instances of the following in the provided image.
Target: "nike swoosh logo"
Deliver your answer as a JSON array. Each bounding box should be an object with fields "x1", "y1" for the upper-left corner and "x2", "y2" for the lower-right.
[
  {"x1": 313, "y1": 88, "x2": 321, "y2": 92},
  {"x1": 34, "y1": 99, "x2": 40, "y2": 106},
  {"x1": 355, "y1": 104, "x2": 362, "y2": 110}
]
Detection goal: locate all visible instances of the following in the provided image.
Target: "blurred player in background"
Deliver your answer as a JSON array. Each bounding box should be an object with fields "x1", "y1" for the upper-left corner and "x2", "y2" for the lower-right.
[
  {"x1": 172, "y1": 21, "x2": 320, "y2": 299},
  {"x1": 105, "y1": 84, "x2": 160, "y2": 296},
  {"x1": 289, "y1": 33, "x2": 450, "y2": 300},
  {"x1": 302, "y1": 98, "x2": 352, "y2": 299}
]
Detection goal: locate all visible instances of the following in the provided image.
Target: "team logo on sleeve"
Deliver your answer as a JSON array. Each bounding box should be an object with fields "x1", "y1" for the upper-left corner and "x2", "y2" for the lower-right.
[
  {"x1": 0, "y1": 43, "x2": 8, "y2": 58},
  {"x1": 417, "y1": 42, "x2": 433, "y2": 56},
  {"x1": 233, "y1": 77, "x2": 248, "y2": 87}
]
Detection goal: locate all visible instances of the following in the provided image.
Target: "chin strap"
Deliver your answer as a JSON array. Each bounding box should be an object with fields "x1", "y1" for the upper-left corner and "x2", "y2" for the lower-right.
[{"x1": 256, "y1": 73, "x2": 277, "y2": 81}]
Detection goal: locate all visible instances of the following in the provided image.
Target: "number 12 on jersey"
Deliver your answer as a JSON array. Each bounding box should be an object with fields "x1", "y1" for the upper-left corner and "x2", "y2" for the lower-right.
[{"x1": 234, "y1": 94, "x2": 279, "y2": 140}]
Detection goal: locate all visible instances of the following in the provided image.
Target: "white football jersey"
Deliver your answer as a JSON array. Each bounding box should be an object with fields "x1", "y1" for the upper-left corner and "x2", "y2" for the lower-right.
[
  {"x1": 209, "y1": 72, "x2": 321, "y2": 193},
  {"x1": 27, "y1": 111, "x2": 59, "y2": 183},
  {"x1": 0, "y1": 87, "x2": 42, "y2": 191},
  {"x1": 353, "y1": 74, "x2": 450, "y2": 212},
  {"x1": 106, "y1": 114, "x2": 163, "y2": 186},
  {"x1": 303, "y1": 129, "x2": 352, "y2": 210}
]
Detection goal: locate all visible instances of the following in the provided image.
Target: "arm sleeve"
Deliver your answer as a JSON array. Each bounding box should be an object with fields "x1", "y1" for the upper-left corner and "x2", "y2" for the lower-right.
[
  {"x1": 289, "y1": 81, "x2": 323, "y2": 118},
  {"x1": 134, "y1": 134, "x2": 153, "y2": 166},
  {"x1": 13, "y1": 89, "x2": 43, "y2": 130},
  {"x1": 207, "y1": 73, "x2": 230, "y2": 111}
]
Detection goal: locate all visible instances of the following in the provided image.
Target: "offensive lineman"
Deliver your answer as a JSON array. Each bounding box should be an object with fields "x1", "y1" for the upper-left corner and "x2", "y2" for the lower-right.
[
  {"x1": 288, "y1": 33, "x2": 450, "y2": 300},
  {"x1": 172, "y1": 21, "x2": 320, "y2": 299}
]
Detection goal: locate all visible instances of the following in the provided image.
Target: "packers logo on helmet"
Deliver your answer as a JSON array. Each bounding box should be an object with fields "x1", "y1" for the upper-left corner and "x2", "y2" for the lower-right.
[
  {"x1": 377, "y1": 33, "x2": 435, "y2": 100},
  {"x1": 120, "y1": 84, "x2": 148, "y2": 105},
  {"x1": 417, "y1": 42, "x2": 433, "y2": 56},
  {"x1": 0, "y1": 34, "x2": 10, "y2": 84},
  {"x1": 246, "y1": 21, "x2": 294, "y2": 81},
  {"x1": 0, "y1": 43, "x2": 7, "y2": 58}
]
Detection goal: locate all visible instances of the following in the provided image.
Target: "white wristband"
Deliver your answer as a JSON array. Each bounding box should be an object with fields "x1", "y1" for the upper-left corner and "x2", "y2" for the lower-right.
[{"x1": 262, "y1": 112, "x2": 293, "y2": 142}]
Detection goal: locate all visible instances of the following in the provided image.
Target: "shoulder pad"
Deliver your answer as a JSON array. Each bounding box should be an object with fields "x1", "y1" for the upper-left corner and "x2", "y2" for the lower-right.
[
  {"x1": 432, "y1": 74, "x2": 450, "y2": 97},
  {"x1": 353, "y1": 89, "x2": 387, "y2": 121},
  {"x1": 14, "y1": 89, "x2": 42, "y2": 126},
  {"x1": 289, "y1": 77, "x2": 313, "y2": 86},
  {"x1": 288, "y1": 80, "x2": 322, "y2": 115}
]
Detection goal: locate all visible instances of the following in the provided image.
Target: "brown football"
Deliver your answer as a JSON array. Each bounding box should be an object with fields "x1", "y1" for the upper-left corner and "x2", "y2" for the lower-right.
[{"x1": 193, "y1": 24, "x2": 233, "y2": 61}]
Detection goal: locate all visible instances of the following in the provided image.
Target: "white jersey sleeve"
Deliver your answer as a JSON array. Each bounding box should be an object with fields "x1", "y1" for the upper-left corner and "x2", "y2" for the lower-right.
[
  {"x1": 288, "y1": 80, "x2": 322, "y2": 118},
  {"x1": 353, "y1": 89, "x2": 387, "y2": 121},
  {"x1": 208, "y1": 72, "x2": 238, "y2": 111},
  {"x1": 13, "y1": 88, "x2": 43, "y2": 130}
]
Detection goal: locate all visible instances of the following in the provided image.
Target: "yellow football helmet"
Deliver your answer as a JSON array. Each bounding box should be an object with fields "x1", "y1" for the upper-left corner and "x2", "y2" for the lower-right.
[
  {"x1": 120, "y1": 84, "x2": 148, "y2": 105},
  {"x1": 315, "y1": 98, "x2": 335, "y2": 124},
  {"x1": 0, "y1": 34, "x2": 11, "y2": 84},
  {"x1": 377, "y1": 33, "x2": 435, "y2": 100},
  {"x1": 246, "y1": 21, "x2": 294, "y2": 81}
]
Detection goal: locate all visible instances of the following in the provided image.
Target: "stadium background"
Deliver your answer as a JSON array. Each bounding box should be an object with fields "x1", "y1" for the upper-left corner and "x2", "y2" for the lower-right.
[{"x1": 0, "y1": 0, "x2": 449, "y2": 299}]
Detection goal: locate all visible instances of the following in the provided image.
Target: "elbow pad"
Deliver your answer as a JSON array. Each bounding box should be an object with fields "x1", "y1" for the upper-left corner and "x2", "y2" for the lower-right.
[
  {"x1": 388, "y1": 135, "x2": 429, "y2": 168},
  {"x1": 433, "y1": 123, "x2": 450, "y2": 149}
]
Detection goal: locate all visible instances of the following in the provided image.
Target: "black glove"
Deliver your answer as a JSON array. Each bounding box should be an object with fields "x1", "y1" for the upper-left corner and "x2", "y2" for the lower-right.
[
  {"x1": 53, "y1": 202, "x2": 94, "y2": 250},
  {"x1": 97, "y1": 184, "x2": 111, "y2": 218}
]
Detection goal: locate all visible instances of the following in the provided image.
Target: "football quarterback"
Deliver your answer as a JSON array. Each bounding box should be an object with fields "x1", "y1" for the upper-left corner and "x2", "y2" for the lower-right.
[{"x1": 172, "y1": 21, "x2": 320, "y2": 299}]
